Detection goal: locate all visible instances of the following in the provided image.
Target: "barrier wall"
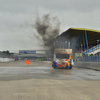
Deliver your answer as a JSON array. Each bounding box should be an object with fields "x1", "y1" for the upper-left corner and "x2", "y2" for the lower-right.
[
  {"x1": 0, "y1": 58, "x2": 14, "y2": 62},
  {"x1": 75, "y1": 56, "x2": 100, "y2": 62},
  {"x1": 74, "y1": 62, "x2": 100, "y2": 70}
]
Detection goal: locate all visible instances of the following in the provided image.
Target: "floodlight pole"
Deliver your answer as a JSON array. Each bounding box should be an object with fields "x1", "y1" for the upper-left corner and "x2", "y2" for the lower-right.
[{"x1": 85, "y1": 30, "x2": 89, "y2": 51}]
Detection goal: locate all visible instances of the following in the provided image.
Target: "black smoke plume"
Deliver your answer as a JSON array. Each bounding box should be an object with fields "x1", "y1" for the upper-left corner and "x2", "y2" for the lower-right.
[{"x1": 33, "y1": 13, "x2": 61, "y2": 45}]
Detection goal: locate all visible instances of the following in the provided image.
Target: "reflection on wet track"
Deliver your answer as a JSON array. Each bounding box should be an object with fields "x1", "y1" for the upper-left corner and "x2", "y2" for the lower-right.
[
  {"x1": 0, "y1": 61, "x2": 100, "y2": 81},
  {"x1": 0, "y1": 61, "x2": 100, "y2": 100}
]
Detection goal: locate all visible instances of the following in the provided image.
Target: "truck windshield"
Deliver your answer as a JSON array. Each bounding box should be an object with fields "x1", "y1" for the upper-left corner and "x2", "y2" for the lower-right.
[{"x1": 56, "y1": 54, "x2": 69, "y2": 59}]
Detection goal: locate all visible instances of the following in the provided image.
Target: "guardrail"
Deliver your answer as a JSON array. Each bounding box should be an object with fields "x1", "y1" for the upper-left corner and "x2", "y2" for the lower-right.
[
  {"x1": 74, "y1": 62, "x2": 100, "y2": 70},
  {"x1": 75, "y1": 56, "x2": 100, "y2": 62},
  {"x1": 74, "y1": 56, "x2": 100, "y2": 70}
]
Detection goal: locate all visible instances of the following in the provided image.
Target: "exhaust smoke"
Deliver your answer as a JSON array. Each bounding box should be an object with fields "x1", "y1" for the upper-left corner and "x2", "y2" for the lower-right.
[{"x1": 33, "y1": 13, "x2": 61, "y2": 46}]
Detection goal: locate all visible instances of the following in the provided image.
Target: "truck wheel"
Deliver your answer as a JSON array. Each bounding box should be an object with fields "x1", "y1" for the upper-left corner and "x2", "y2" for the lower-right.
[{"x1": 70, "y1": 65, "x2": 72, "y2": 69}]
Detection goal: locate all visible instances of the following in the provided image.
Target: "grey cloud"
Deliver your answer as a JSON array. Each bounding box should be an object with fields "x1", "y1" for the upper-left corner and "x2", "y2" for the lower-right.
[
  {"x1": 0, "y1": 12, "x2": 30, "y2": 29},
  {"x1": 0, "y1": 0, "x2": 100, "y2": 50},
  {"x1": 0, "y1": 29, "x2": 41, "y2": 50},
  {"x1": 0, "y1": 0, "x2": 100, "y2": 13}
]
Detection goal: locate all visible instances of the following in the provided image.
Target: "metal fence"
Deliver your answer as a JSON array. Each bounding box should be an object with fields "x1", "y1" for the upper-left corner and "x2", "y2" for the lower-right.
[{"x1": 75, "y1": 56, "x2": 100, "y2": 62}]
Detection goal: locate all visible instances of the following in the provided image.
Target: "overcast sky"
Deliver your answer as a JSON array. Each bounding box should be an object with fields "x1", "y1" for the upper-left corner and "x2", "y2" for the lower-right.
[{"x1": 0, "y1": 0, "x2": 100, "y2": 51}]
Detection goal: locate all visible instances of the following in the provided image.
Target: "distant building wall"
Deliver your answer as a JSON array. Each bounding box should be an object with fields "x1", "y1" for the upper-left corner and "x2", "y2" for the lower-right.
[{"x1": 0, "y1": 58, "x2": 14, "y2": 62}]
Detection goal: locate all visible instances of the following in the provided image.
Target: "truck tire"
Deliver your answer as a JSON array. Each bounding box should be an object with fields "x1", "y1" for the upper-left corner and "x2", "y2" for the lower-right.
[{"x1": 70, "y1": 65, "x2": 72, "y2": 69}]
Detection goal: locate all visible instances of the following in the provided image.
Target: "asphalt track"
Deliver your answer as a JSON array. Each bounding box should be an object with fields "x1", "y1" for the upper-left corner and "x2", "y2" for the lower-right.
[{"x1": 0, "y1": 60, "x2": 100, "y2": 100}]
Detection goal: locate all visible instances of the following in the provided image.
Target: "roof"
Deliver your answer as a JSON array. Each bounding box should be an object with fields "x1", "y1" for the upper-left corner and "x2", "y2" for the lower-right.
[
  {"x1": 60, "y1": 28, "x2": 100, "y2": 46},
  {"x1": 70, "y1": 28, "x2": 100, "y2": 33}
]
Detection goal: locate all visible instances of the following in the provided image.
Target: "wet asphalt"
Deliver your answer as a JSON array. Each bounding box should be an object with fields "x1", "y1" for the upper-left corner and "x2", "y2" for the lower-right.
[
  {"x1": 0, "y1": 60, "x2": 100, "y2": 81},
  {"x1": 0, "y1": 60, "x2": 100, "y2": 100}
]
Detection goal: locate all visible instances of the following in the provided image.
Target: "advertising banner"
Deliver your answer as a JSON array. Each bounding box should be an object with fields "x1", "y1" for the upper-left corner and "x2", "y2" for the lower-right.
[{"x1": 19, "y1": 50, "x2": 36, "y2": 54}]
